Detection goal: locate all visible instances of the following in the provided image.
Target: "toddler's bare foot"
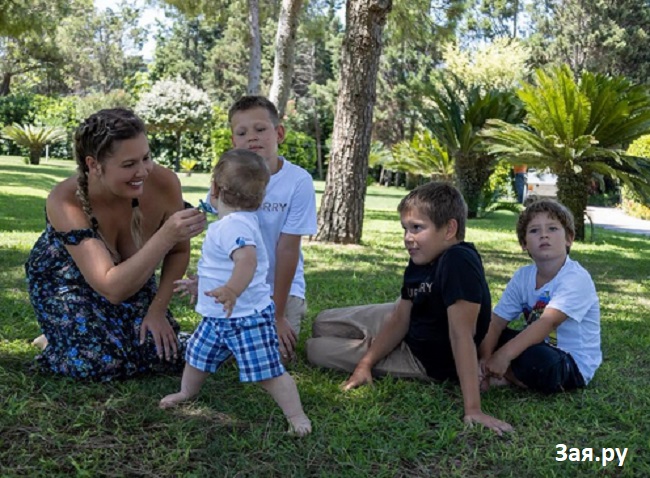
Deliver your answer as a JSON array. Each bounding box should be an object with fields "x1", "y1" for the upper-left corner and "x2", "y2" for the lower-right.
[
  {"x1": 287, "y1": 414, "x2": 312, "y2": 437},
  {"x1": 159, "y1": 391, "x2": 194, "y2": 409},
  {"x1": 32, "y1": 334, "x2": 48, "y2": 350}
]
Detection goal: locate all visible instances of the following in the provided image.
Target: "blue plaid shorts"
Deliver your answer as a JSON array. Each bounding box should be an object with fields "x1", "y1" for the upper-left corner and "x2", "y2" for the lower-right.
[{"x1": 186, "y1": 302, "x2": 285, "y2": 382}]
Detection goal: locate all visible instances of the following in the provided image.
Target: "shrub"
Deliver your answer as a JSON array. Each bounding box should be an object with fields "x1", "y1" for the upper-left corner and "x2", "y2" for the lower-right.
[
  {"x1": 279, "y1": 130, "x2": 317, "y2": 174},
  {"x1": 136, "y1": 78, "x2": 212, "y2": 171},
  {"x1": 2, "y1": 124, "x2": 67, "y2": 165},
  {"x1": 625, "y1": 135, "x2": 650, "y2": 219},
  {"x1": 0, "y1": 94, "x2": 37, "y2": 155}
]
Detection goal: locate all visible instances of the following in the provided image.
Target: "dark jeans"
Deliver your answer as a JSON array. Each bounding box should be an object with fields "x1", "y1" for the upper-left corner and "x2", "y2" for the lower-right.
[
  {"x1": 498, "y1": 328, "x2": 585, "y2": 394},
  {"x1": 514, "y1": 172, "x2": 526, "y2": 204}
]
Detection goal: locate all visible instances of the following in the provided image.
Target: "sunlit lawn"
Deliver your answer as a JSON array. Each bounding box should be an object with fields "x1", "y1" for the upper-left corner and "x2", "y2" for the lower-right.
[{"x1": 1, "y1": 157, "x2": 648, "y2": 477}]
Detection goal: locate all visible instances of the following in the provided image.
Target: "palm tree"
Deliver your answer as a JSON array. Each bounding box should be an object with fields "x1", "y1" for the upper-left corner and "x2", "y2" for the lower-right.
[
  {"x1": 423, "y1": 78, "x2": 524, "y2": 217},
  {"x1": 389, "y1": 130, "x2": 454, "y2": 183},
  {"x1": 2, "y1": 124, "x2": 67, "y2": 165},
  {"x1": 481, "y1": 65, "x2": 650, "y2": 240}
]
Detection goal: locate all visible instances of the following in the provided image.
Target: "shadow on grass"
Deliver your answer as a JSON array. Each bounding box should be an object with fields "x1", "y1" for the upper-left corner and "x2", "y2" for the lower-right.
[{"x1": 0, "y1": 194, "x2": 46, "y2": 232}]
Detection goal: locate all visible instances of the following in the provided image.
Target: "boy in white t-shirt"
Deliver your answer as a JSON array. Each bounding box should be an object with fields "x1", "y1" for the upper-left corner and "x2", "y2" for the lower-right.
[
  {"x1": 479, "y1": 198, "x2": 601, "y2": 393},
  {"x1": 160, "y1": 149, "x2": 311, "y2": 436},
  {"x1": 202, "y1": 96, "x2": 317, "y2": 362}
]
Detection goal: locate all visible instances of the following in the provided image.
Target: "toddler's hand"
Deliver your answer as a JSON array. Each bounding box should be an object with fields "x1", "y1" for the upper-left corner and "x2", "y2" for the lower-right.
[
  {"x1": 173, "y1": 275, "x2": 198, "y2": 305},
  {"x1": 205, "y1": 286, "x2": 238, "y2": 318}
]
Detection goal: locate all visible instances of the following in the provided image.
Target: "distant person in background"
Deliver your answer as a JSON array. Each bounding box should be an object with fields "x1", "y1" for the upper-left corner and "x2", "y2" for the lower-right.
[
  {"x1": 26, "y1": 108, "x2": 206, "y2": 381},
  {"x1": 514, "y1": 164, "x2": 527, "y2": 204}
]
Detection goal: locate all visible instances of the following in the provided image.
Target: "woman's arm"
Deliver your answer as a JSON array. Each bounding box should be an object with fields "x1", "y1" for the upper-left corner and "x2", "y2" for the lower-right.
[{"x1": 47, "y1": 174, "x2": 205, "y2": 304}]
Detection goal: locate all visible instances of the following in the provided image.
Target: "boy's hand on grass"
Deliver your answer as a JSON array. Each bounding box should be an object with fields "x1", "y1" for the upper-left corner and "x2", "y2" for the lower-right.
[
  {"x1": 341, "y1": 365, "x2": 373, "y2": 391},
  {"x1": 276, "y1": 316, "x2": 297, "y2": 360},
  {"x1": 464, "y1": 411, "x2": 514, "y2": 436},
  {"x1": 173, "y1": 275, "x2": 198, "y2": 305}
]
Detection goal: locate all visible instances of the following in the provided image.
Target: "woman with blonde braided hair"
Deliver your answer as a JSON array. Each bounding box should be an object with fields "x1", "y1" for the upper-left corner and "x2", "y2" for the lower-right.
[{"x1": 26, "y1": 108, "x2": 206, "y2": 381}]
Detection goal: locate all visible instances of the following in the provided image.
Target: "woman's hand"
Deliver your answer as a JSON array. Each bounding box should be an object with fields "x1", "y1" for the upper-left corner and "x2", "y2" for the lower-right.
[
  {"x1": 140, "y1": 310, "x2": 178, "y2": 361},
  {"x1": 160, "y1": 208, "x2": 207, "y2": 245},
  {"x1": 173, "y1": 274, "x2": 198, "y2": 305}
]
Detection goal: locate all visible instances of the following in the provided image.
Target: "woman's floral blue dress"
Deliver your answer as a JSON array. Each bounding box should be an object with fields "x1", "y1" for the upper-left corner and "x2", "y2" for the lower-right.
[{"x1": 25, "y1": 218, "x2": 184, "y2": 381}]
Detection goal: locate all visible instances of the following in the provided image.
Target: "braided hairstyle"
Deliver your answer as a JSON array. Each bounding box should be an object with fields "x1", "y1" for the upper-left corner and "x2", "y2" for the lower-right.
[
  {"x1": 74, "y1": 108, "x2": 147, "y2": 259},
  {"x1": 212, "y1": 149, "x2": 270, "y2": 211}
]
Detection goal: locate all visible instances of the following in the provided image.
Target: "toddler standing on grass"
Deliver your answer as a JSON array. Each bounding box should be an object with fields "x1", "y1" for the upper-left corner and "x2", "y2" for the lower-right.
[{"x1": 160, "y1": 149, "x2": 311, "y2": 437}]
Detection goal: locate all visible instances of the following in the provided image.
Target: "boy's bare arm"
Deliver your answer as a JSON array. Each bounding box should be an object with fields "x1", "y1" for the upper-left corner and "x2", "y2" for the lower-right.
[
  {"x1": 448, "y1": 300, "x2": 513, "y2": 435},
  {"x1": 342, "y1": 299, "x2": 412, "y2": 390},
  {"x1": 204, "y1": 246, "x2": 256, "y2": 318},
  {"x1": 485, "y1": 308, "x2": 567, "y2": 378},
  {"x1": 273, "y1": 233, "x2": 301, "y2": 355},
  {"x1": 478, "y1": 313, "x2": 509, "y2": 359}
]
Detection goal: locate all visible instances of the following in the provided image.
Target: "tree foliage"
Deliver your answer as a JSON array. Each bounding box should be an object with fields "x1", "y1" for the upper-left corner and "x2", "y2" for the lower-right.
[
  {"x1": 528, "y1": 0, "x2": 650, "y2": 83},
  {"x1": 136, "y1": 78, "x2": 212, "y2": 171},
  {"x1": 442, "y1": 38, "x2": 531, "y2": 91},
  {"x1": 423, "y1": 78, "x2": 524, "y2": 217},
  {"x1": 481, "y1": 65, "x2": 650, "y2": 239}
]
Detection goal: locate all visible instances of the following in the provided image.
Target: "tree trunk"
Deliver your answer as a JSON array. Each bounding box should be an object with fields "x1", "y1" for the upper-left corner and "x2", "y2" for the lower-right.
[
  {"x1": 454, "y1": 153, "x2": 492, "y2": 218},
  {"x1": 247, "y1": 0, "x2": 262, "y2": 95},
  {"x1": 268, "y1": 0, "x2": 303, "y2": 118},
  {"x1": 556, "y1": 169, "x2": 591, "y2": 241},
  {"x1": 313, "y1": 100, "x2": 323, "y2": 180},
  {"x1": 174, "y1": 131, "x2": 182, "y2": 172},
  {"x1": 316, "y1": 0, "x2": 393, "y2": 244},
  {"x1": 29, "y1": 148, "x2": 42, "y2": 165},
  {"x1": 0, "y1": 72, "x2": 11, "y2": 96}
]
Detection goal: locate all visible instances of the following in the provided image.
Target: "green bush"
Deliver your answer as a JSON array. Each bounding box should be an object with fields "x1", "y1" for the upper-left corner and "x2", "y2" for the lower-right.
[
  {"x1": 209, "y1": 127, "x2": 317, "y2": 175},
  {"x1": 0, "y1": 94, "x2": 37, "y2": 155},
  {"x1": 624, "y1": 135, "x2": 650, "y2": 218},
  {"x1": 279, "y1": 130, "x2": 317, "y2": 174},
  {"x1": 210, "y1": 127, "x2": 233, "y2": 170}
]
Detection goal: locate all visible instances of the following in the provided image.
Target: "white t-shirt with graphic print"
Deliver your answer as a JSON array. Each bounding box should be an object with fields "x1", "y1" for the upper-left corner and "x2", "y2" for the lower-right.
[
  {"x1": 196, "y1": 211, "x2": 272, "y2": 319},
  {"x1": 493, "y1": 257, "x2": 602, "y2": 383}
]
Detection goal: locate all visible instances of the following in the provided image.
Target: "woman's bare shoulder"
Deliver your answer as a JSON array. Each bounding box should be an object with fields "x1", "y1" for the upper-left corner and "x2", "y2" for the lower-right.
[{"x1": 46, "y1": 176, "x2": 90, "y2": 231}]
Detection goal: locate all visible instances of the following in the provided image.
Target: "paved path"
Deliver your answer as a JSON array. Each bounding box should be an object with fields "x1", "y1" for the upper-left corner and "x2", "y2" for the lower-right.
[{"x1": 586, "y1": 206, "x2": 650, "y2": 237}]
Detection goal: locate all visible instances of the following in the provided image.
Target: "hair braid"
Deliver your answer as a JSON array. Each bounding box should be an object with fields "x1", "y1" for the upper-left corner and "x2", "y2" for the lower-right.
[{"x1": 73, "y1": 108, "x2": 147, "y2": 260}]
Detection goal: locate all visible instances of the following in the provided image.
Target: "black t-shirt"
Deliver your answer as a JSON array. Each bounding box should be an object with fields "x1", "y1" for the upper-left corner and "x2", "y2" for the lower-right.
[{"x1": 401, "y1": 242, "x2": 491, "y2": 381}]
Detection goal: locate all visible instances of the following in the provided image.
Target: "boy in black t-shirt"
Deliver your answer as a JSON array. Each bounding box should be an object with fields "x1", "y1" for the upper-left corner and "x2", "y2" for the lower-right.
[{"x1": 307, "y1": 182, "x2": 512, "y2": 435}]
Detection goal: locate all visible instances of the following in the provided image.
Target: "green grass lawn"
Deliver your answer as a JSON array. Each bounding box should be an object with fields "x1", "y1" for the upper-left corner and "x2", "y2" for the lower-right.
[{"x1": 1, "y1": 157, "x2": 648, "y2": 477}]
